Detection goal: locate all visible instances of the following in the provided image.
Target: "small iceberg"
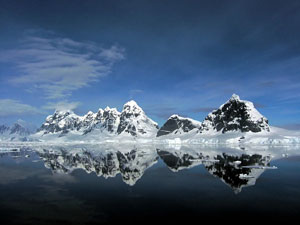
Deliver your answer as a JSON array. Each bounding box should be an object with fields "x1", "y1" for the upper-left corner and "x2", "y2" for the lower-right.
[
  {"x1": 239, "y1": 174, "x2": 255, "y2": 179},
  {"x1": 242, "y1": 165, "x2": 278, "y2": 169}
]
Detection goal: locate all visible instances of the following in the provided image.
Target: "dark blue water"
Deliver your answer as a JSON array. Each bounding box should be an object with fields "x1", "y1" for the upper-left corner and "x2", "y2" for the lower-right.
[{"x1": 0, "y1": 144, "x2": 300, "y2": 224}]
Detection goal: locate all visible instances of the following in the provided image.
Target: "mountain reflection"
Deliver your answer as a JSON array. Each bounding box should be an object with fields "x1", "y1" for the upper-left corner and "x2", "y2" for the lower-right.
[
  {"x1": 158, "y1": 149, "x2": 271, "y2": 193},
  {"x1": 37, "y1": 145, "x2": 159, "y2": 185},
  {"x1": 0, "y1": 143, "x2": 293, "y2": 192}
]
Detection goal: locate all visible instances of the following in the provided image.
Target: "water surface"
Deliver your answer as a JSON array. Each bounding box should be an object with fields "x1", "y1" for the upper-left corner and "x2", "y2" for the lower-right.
[{"x1": 0, "y1": 143, "x2": 300, "y2": 224}]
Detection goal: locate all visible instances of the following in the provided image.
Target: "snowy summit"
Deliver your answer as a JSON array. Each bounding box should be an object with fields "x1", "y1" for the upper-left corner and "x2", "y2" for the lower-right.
[{"x1": 34, "y1": 100, "x2": 159, "y2": 141}]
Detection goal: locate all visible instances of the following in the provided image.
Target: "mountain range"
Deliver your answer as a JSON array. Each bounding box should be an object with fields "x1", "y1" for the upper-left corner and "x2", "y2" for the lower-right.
[
  {"x1": 35, "y1": 100, "x2": 159, "y2": 141},
  {"x1": 1, "y1": 94, "x2": 300, "y2": 144},
  {"x1": 157, "y1": 94, "x2": 270, "y2": 137},
  {"x1": 0, "y1": 120, "x2": 36, "y2": 141}
]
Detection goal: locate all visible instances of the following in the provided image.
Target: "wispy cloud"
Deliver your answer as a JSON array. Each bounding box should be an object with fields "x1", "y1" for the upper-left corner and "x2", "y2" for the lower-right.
[
  {"x1": 43, "y1": 101, "x2": 81, "y2": 111},
  {"x1": 0, "y1": 99, "x2": 41, "y2": 116},
  {"x1": 0, "y1": 30, "x2": 125, "y2": 100}
]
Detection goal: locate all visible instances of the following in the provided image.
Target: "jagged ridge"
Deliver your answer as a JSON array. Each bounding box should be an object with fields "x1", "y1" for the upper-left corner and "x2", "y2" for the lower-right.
[{"x1": 37, "y1": 100, "x2": 158, "y2": 138}]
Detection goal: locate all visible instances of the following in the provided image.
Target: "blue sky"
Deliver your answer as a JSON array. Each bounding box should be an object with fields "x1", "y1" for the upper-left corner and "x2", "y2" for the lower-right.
[{"x1": 1, "y1": 0, "x2": 300, "y2": 128}]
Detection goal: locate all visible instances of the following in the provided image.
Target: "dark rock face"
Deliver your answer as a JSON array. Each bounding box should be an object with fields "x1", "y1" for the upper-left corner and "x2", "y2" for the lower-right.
[
  {"x1": 157, "y1": 115, "x2": 201, "y2": 137},
  {"x1": 117, "y1": 102, "x2": 139, "y2": 136},
  {"x1": 116, "y1": 101, "x2": 158, "y2": 136},
  {"x1": 79, "y1": 112, "x2": 95, "y2": 133},
  {"x1": 117, "y1": 114, "x2": 137, "y2": 136},
  {"x1": 83, "y1": 109, "x2": 120, "y2": 135},
  {"x1": 102, "y1": 110, "x2": 119, "y2": 132},
  {"x1": 38, "y1": 111, "x2": 81, "y2": 135},
  {"x1": 201, "y1": 96, "x2": 270, "y2": 133}
]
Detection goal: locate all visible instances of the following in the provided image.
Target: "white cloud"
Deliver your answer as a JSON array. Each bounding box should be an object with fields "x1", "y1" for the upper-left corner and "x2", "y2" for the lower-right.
[
  {"x1": 99, "y1": 45, "x2": 125, "y2": 61},
  {"x1": 0, "y1": 99, "x2": 40, "y2": 116},
  {"x1": 0, "y1": 30, "x2": 125, "y2": 100},
  {"x1": 43, "y1": 101, "x2": 81, "y2": 111}
]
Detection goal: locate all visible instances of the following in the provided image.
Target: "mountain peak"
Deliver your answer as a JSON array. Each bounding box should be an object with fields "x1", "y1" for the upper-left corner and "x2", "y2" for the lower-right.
[
  {"x1": 103, "y1": 106, "x2": 120, "y2": 114},
  {"x1": 230, "y1": 93, "x2": 240, "y2": 101},
  {"x1": 104, "y1": 106, "x2": 111, "y2": 111},
  {"x1": 169, "y1": 114, "x2": 180, "y2": 119},
  {"x1": 124, "y1": 100, "x2": 139, "y2": 107},
  {"x1": 122, "y1": 100, "x2": 143, "y2": 115},
  {"x1": 54, "y1": 109, "x2": 74, "y2": 116},
  {"x1": 117, "y1": 100, "x2": 158, "y2": 136},
  {"x1": 201, "y1": 94, "x2": 270, "y2": 133}
]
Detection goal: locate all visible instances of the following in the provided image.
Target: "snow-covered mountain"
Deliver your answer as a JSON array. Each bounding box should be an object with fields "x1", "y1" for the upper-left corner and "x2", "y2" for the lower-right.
[
  {"x1": 117, "y1": 100, "x2": 159, "y2": 137},
  {"x1": 200, "y1": 94, "x2": 270, "y2": 133},
  {"x1": 156, "y1": 115, "x2": 202, "y2": 137},
  {"x1": 38, "y1": 110, "x2": 82, "y2": 136},
  {"x1": 2, "y1": 94, "x2": 299, "y2": 145},
  {"x1": 35, "y1": 100, "x2": 159, "y2": 141},
  {"x1": 38, "y1": 107, "x2": 121, "y2": 136},
  {"x1": 158, "y1": 94, "x2": 270, "y2": 139},
  {"x1": 156, "y1": 94, "x2": 299, "y2": 145},
  {"x1": 0, "y1": 120, "x2": 36, "y2": 141}
]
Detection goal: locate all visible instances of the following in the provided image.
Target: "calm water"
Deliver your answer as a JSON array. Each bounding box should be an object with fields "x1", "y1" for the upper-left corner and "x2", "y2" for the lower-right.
[{"x1": 0, "y1": 143, "x2": 300, "y2": 224}]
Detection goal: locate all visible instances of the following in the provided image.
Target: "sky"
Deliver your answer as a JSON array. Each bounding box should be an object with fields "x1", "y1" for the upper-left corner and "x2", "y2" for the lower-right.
[{"x1": 0, "y1": 0, "x2": 300, "y2": 129}]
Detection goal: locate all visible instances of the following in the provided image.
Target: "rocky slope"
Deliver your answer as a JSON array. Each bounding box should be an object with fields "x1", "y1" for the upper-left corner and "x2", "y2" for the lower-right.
[
  {"x1": 117, "y1": 100, "x2": 159, "y2": 137},
  {"x1": 36, "y1": 100, "x2": 158, "y2": 140},
  {"x1": 157, "y1": 94, "x2": 272, "y2": 141},
  {"x1": 200, "y1": 94, "x2": 270, "y2": 133},
  {"x1": 157, "y1": 115, "x2": 202, "y2": 137}
]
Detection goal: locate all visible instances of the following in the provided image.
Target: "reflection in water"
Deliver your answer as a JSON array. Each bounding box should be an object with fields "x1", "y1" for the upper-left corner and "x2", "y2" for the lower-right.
[
  {"x1": 37, "y1": 145, "x2": 158, "y2": 186},
  {"x1": 205, "y1": 154, "x2": 271, "y2": 193},
  {"x1": 1, "y1": 143, "x2": 300, "y2": 224},
  {"x1": 158, "y1": 148, "x2": 272, "y2": 193},
  {"x1": 0, "y1": 143, "x2": 296, "y2": 192}
]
